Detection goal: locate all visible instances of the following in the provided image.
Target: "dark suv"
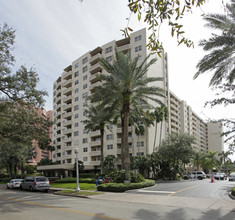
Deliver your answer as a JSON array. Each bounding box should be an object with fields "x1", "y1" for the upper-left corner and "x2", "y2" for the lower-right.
[{"x1": 20, "y1": 176, "x2": 50, "y2": 192}]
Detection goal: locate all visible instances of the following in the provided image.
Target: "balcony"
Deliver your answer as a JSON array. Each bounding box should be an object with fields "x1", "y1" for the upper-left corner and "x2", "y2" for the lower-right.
[
  {"x1": 62, "y1": 112, "x2": 72, "y2": 119},
  {"x1": 90, "y1": 63, "x2": 102, "y2": 74},
  {"x1": 62, "y1": 79, "x2": 72, "y2": 88},
  {"x1": 89, "y1": 130, "x2": 100, "y2": 137},
  {"x1": 89, "y1": 140, "x2": 101, "y2": 147},
  {"x1": 63, "y1": 95, "x2": 72, "y2": 103},
  {"x1": 64, "y1": 137, "x2": 72, "y2": 142},
  {"x1": 116, "y1": 127, "x2": 132, "y2": 133},
  {"x1": 56, "y1": 119, "x2": 62, "y2": 125},
  {"x1": 56, "y1": 97, "x2": 61, "y2": 105},
  {"x1": 117, "y1": 44, "x2": 130, "y2": 53},
  {"x1": 63, "y1": 71, "x2": 72, "y2": 80},
  {"x1": 117, "y1": 137, "x2": 132, "y2": 144},
  {"x1": 63, "y1": 128, "x2": 72, "y2": 135},
  {"x1": 89, "y1": 71, "x2": 102, "y2": 83},
  {"x1": 89, "y1": 53, "x2": 102, "y2": 65},
  {"x1": 55, "y1": 82, "x2": 61, "y2": 90},
  {"x1": 63, "y1": 120, "x2": 72, "y2": 127},
  {"x1": 90, "y1": 151, "x2": 101, "y2": 157},
  {"x1": 90, "y1": 81, "x2": 102, "y2": 91},
  {"x1": 90, "y1": 161, "x2": 101, "y2": 166},
  {"x1": 63, "y1": 103, "x2": 72, "y2": 111},
  {"x1": 63, "y1": 87, "x2": 72, "y2": 96}
]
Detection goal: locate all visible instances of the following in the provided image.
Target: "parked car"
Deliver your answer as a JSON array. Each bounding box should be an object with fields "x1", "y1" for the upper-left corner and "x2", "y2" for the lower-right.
[
  {"x1": 20, "y1": 176, "x2": 50, "y2": 192},
  {"x1": 214, "y1": 172, "x2": 227, "y2": 180},
  {"x1": 184, "y1": 171, "x2": 206, "y2": 180},
  {"x1": 7, "y1": 179, "x2": 23, "y2": 189},
  {"x1": 229, "y1": 172, "x2": 235, "y2": 181}
]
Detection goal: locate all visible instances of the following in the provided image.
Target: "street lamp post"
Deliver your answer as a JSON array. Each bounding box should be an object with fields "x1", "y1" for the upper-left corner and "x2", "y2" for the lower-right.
[{"x1": 75, "y1": 148, "x2": 80, "y2": 192}]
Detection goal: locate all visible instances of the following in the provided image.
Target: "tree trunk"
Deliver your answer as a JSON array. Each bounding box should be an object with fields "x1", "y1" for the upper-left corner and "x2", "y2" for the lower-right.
[
  {"x1": 153, "y1": 120, "x2": 157, "y2": 152},
  {"x1": 123, "y1": 101, "x2": 130, "y2": 183},
  {"x1": 100, "y1": 129, "x2": 104, "y2": 174},
  {"x1": 121, "y1": 117, "x2": 124, "y2": 169}
]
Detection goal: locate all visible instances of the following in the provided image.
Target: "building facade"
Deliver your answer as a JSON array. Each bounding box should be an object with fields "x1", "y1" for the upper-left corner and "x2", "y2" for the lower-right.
[{"x1": 45, "y1": 28, "x2": 223, "y2": 175}]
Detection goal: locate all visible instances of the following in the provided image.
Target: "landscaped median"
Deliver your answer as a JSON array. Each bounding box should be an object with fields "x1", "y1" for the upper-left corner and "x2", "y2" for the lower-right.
[
  {"x1": 231, "y1": 187, "x2": 235, "y2": 199},
  {"x1": 97, "y1": 179, "x2": 155, "y2": 192}
]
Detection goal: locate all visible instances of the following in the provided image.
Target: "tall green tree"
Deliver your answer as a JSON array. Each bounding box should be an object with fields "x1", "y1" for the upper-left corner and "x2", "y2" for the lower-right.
[
  {"x1": 84, "y1": 103, "x2": 112, "y2": 174},
  {"x1": 194, "y1": 0, "x2": 235, "y2": 86},
  {"x1": 90, "y1": 49, "x2": 164, "y2": 182},
  {"x1": 0, "y1": 23, "x2": 51, "y2": 176},
  {"x1": 158, "y1": 133, "x2": 195, "y2": 180}
]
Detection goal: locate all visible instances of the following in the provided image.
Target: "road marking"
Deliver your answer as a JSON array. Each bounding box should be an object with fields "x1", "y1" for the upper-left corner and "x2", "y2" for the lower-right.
[
  {"x1": 0, "y1": 195, "x2": 124, "y2": 220},
  {"x1": 168, "y1": 185, "x2": 199, "y2": 196},
  {"x1": 135, "y1": 189, "x2": 175, "y2": 194}
]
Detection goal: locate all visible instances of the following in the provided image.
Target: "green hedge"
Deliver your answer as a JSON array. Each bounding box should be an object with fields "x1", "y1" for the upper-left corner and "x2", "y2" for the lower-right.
[
  {"x1": 55, "y1": 177, "x2": 96, "y2": 184},
  {"x1": 97, "y1": 179, "x2": 155, "y2": 192},
  {"x1": 232, "y1": 188, "x2": 235, "y2": 196}
]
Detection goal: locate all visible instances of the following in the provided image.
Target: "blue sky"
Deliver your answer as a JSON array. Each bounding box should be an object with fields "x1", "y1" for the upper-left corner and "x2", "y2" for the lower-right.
[{"x1": 0, "y1": 0, "x2": 234, "y2": 157}]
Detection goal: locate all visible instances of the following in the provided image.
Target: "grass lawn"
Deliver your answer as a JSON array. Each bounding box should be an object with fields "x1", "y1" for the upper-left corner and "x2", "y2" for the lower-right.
[{"x1": 50, "y1": 182, "x2": 96, "y2": 191}]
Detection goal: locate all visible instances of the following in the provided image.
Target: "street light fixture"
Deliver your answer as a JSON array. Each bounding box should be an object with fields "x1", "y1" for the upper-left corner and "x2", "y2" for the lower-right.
[{"x1": 74, "y1": 148, "x2": 80, "y2": 192}]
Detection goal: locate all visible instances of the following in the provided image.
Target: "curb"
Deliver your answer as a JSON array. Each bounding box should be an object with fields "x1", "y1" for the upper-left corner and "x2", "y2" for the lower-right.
[{"x1": 229, "y1": 192, "x2": 235, "y2": 200}]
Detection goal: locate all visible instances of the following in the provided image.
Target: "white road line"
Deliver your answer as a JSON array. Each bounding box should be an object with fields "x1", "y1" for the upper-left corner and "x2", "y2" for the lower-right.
[{"x1": 135, "y1": 189, "x2": 175, "y2": 194}]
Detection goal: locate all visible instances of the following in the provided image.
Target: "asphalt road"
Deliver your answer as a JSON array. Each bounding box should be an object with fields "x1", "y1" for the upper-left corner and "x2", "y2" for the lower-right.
[{"x1": 0, "y1": 180, "x2": 235, "y2": 220}]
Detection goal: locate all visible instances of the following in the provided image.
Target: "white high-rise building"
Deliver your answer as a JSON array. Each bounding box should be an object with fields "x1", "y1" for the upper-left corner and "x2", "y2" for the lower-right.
[{"x1": 38, "y1": 28, "x2": 223, "y2": 177}]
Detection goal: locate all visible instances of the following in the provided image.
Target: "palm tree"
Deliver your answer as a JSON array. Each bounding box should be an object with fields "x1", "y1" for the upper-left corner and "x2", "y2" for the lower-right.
[
  {"x1": 90, "y1": 49, "x2": 165, "y2": 182},
  {"x1": 153, "y1": 106, "x2": 164, "y2": 151},
  {"x1": 194, "y1": 0, "x2": 235, "y2": 86},
  {"x1": 159, "y1": 105, "x2": 168, "y2": 144},
  {"x1": 206, "y1": 151, "x2": 219, "y2": 179},
  {"x1": 83, "y1": 103, "x2": 112, "y2": 174}
]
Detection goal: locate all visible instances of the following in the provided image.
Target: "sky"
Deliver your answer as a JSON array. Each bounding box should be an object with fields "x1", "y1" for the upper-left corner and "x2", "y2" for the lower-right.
[{"x1": 0, "y1": 0, "x2": 234, "y2": 158}]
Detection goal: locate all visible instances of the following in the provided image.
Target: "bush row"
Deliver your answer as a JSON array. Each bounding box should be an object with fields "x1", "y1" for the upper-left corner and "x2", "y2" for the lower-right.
[
  {"x1": 232, "y1": 188, "x2": 235, "y2": 196},
  {"x1": 55, "y1": 177, "x2": 96, "y2": 184},
  {"x1": 97, "y1": 179, "x2": 155, "y2": 192}
]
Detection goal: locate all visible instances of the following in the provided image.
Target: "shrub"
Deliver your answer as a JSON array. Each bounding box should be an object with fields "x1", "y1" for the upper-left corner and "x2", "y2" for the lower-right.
[
  {"x1": 232, "y1": 188, "x2": 235, "y2": 196},
  {"x1": 55, "y1": 177, "x2": 96, "y2": 184},
  {"x1": 79, "y1": 173, "x2": 96, "y2": 178},
  {"x1": 97, "y1": 179, "x2": 155, "y2": 192}
]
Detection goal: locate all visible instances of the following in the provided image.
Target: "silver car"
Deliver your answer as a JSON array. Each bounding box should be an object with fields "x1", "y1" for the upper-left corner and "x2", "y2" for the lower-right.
[
  {"x1": 7, "y1": 179, "x2": 23, "y2": 189},
  {"x1": 20, "y1": 176, "x2": 50, "y2": 192},
  {"x1": 229, "y1": 172, "x2": 235, "y2": 181}
]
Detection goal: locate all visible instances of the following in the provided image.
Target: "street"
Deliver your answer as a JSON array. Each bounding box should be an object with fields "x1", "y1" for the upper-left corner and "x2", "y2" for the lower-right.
[{"x1": 0, "y1": 179, "x2": 235, "y2": 220}]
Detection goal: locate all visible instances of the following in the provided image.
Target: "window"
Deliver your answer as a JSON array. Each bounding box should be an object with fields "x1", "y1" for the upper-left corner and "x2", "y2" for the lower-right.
[
  {"x1": 107, "y1": 134, "x2": 113, "y2": 140},
  {"x1": 67, "y1": 159, "x2": 71, "y2": 163},
  {"x1": 74, "y1": 71, "x2": 79, "y2": 77},
  {"x1": 75, "y1": 80, "x2": 79, "y2": 85},
  {"x1": 74, "y1": 114, "x2": 79, "y2": 119},
  {"x1": 83, "y1": 66, "x2": 87, "y2": 73},
  {"x1": 83, "y1": 147, "x2": 88, "y2": 152},
  {"x1": 105, "y1": 46, "x2": 112, "y2": 54},
  {"x1": 74, "y1": 97, "x2": 79, "y2": 102},
  {"x1": 83, "y1": 138, "x2": 88, "y2": 143},
  {"x1": 135, "y1": 35, "x2": 141, "y2": 42},
  {"x1": 137, "y1": 141, "x2": 144, "y2": 147},
  {"x1": 83, "y1": 111, "x2": 87, "y2": 116},
  {"x1": 107, "y1": 144, "x2": 113, "y2": 150},
  {"x1": 82, "y1": 92, "x2": 88, "y2": 99},
  {"x1": 67, "y1": 150, "x2": 72, "y2": 155},
  {"x1": 75, "y1": 63, "x2": 79, "y2": 68},
  {"x1": 82, "y1": 57, "x2": 88, "y2": 64},
  {"x1": 83, "y1": 157, "x2": 88, "y2": 162},
  {"x1": 83, "y1": 129, "x2": 88, "y2": 134},
  {"x1": 83, "y1": 101, "x2": 87, "y2": 107},
  {"x1": 137, "y1": 152, "x2": 144, "y2": 156},
  {"x1": 138, "y1": 56, "x2": 142, "y2": 61},
  {"x1": 74, "y1": 131, "x2": 79, "y2": 136},
  {"x1": 74, "y1": 105, "x2": 79, "y2": 111},
  {"x1": 106, "y1": 56, "x2": 112, "y2": 62},
  {"x1": 74, "y1": 122, "x2": 79, "y2": 127},
  {"x1": 83, "y1": 84, "x2": 87, "y2": 89},
  {"x1": 135, "y1": 45, "x2": 142, "y2": 52},
  {"x1": 75, "y1": 88, "x2": 79, "y2": 93},
  {"x1": 83, "y1": 75, "x2": 87, "y2": 81}
]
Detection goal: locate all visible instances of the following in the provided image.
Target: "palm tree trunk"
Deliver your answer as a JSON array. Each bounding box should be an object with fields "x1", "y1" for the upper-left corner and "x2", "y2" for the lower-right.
[
  {"x1": 123, "y1": 101, "x2": 130, "y2": 183},
  {"x1": 159, "y1": 121, "x2": 163, "y2": 147},
  {"x1": 100, "y1": 129, "x2": 104, "y2": 174},
  {"x1": 153, "y1": 120, "x2": 157, "y2": 152}
]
